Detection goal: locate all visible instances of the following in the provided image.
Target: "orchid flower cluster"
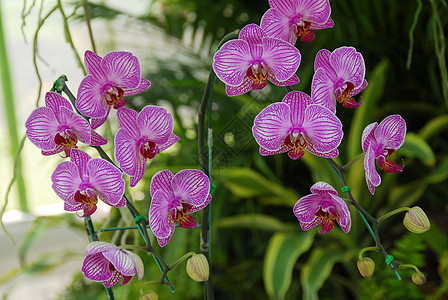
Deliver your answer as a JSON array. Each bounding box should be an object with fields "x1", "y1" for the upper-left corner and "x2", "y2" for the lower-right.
[
  {"x1": 213, "y1": 0, "x2": 429, "y2": 285},
  {"x1": 23, "y1": 0, "x2": 431, "y2": 297},
  {"x1": 25, "y1": 50, "x2": 212, "y2": 291}
]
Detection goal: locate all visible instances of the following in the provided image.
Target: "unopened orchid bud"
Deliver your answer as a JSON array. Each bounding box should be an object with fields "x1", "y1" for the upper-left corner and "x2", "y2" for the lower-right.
[
  {"x1": 140, "y1": 290, "x2": 158, "y2": 300},
  {"x1": 186, "y1": 254, "x2": 209, "y2": 282},
  {"x1": 357, "y1": 257, "x2": 375, "y2": 277},
  {"x1": 403, "y1": 206, "x2": 430, "y2": 234},
  {"x1": 412, "y1": 272, "x2": 427, "y2": 285}
]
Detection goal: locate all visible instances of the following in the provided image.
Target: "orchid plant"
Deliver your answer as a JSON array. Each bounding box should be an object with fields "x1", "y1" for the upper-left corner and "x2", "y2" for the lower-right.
[{"x1": 21, "y1": 0, "x2": 431, "y2": 298}]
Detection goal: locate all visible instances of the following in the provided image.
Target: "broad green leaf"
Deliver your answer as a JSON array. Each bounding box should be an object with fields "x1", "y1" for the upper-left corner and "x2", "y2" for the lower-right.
[
  {"x1": 388, "y1": 181, "x2": 428, "y2": 208},
  {"x1": 263, "y1": 232, "x2": 314, "y2": 300},
  {"x1": 217, "y1": 214, "x2": 290, "y2": 232},
  {"x1": 419, "y1": 114, "x2": 448, "y2": 140},
  {"x1": 425, "y1": 157, "x2": 448, "y2": 184},
  {"x1": 301, "y1": 248, "x2": 346, "y2": 300},
  {"x1": 399, "y1": 132, "x2": 436, "y2": 166},
  {"x1": 219, "y1": 168, "x2": 298, "y2": 206}
]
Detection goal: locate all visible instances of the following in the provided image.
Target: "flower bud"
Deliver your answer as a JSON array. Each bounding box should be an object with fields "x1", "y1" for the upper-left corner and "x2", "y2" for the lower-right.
[
  {"x1": 140, "y1": 290, "x2": 158, "y2": 300},
  {"x1": 412, "y1": 272, "x2": 426, "y2": 285},
  {"x1": 357, "y1": 257, "x2": 375, "y2": 277},
  {"x1": 403, "y1": 206, "x2": 430, "y2": 234},
  {"x1": 186, "y1": 254, "x2": 209, "y2": 282}
]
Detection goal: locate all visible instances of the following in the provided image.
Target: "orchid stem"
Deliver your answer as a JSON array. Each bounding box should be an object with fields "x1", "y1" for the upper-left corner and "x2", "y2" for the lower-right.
[
  {"x1": 377, "y1": 207, "x2": 410, "y2": 224},
  {"x1": 326, "y1": 158, "x2": 401, "y2": 279}
]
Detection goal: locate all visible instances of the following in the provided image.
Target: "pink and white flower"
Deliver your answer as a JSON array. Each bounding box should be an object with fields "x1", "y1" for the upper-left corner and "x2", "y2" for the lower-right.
[
  {"x1": 76, "y1": 51, "x2": 151, "y2": 129},
  {"x1": 362, "y1": 114, "x2": 406, "y2": 194},
  {"x1": 252, "y1": 91, "x2": 343, "y2": 160},
  {"x1": 261, "y1": 0, "x2": 334, "y2": 44},
  {"x1": 294, "y1": 182, "x2": 351, "y2": 234},
  {"x1": 114, "y1": 106, "x2": 179, "y2": 187},
  {"x1": 82, "y1": 241, "x2": 144, "y2": 287},
  {"x1": 213, "y1": 24, "x2": 301, "y2": 96},
  {"x1": 148, "y1": 169, "x2": 211, "y2": 247},
  {"x1": 311, "y1": 46, "x2": 368, "y2": 113},
  {"x1": 51, "y1": 148, "x2": 125, "y2": 217},
  {"x1": 25, "y1": 92, "x2": 106, "y2": 157}
]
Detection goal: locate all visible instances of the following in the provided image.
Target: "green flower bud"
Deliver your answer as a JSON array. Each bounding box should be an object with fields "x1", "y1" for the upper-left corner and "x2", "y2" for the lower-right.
[
  {"x1": 140, "y1": 290, "x2": 158, "y2": 300},
  {"x1": 412, "y1": 272, "x2": 426, "y2": 285},
  {"x1": 403, "y1": 206, "x2": 430, "y2": 234},
  {"x1": 186, "y1": 254, "x2": 209, "y2": 282},
  {"x1": 357, "y1": 257, "x2": 375, "y2": 277}
]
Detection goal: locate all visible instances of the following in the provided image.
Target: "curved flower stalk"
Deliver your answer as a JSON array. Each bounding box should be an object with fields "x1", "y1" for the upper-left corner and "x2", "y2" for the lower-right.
[
  {"x1": 252, "y1": 91, "x2": 343, "y2": 160},
  {"x1": 25, "y1": 92, "x2": 106, "y2": 157},
  {"x1": 76, "y1": 50, "x2": 151, "y2": 129},
  {"x1": 82, "y1": 241, "x2": 144, "y2": 287},
  {"x1": 293, "y1": 181, "x2": 351, "y2": 234},
  {"x1": 362, "y1": 114, "x2": 406, "y2": 194},
  {"x1": 261, "y1": 0, "x2": 333, "y2": 44},
  {"x1": 311, "y1": 46, "x2": 368, "y2": 113},
  {"x1": 115, "y1": 106, "x2": 179, "y2": 187},
  {"x1": 148, "y1": 169, "x2": 212, "y2": 247},
  {"x1": 213, "y1": 23, "x2": 301, "y2": 96},
  {"x1": 52, "y1": 148, "x2": 126, "y2": 217}
]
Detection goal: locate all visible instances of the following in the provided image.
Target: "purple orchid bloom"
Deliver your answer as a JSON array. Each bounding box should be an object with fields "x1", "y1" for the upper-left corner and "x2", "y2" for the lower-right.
[
  {"x1": 362, "y1": 114, "x2": 406, "y2": 195},
  {"x1": 213, "y1": 23, "x2": 301, "y2": 96},
  {"x1": 51, "y1": 148, "x2": 125, "y2": 217},
  {"x1": 260, "y1": 0, "x2": 334, "y2": 44},
  {"x1": 82, "y1": 241, "x2": 144, "y2": 287},
  {"x1": 115, "y1": 106, "x2": 179, "y2": 187},
  {"x1": 76, "y1": 50, "x2": 151, "y2": 129},
  {"x1": 252, "y1": 91, "x2": 343, "y2": 160},
  {"x1": 148, "y1": 169, "x2": 212, "y2": 247},
  {"x1": 25, "y1": 92, "x2": 106, "y2": 157},
  {"x1": 311, "y1": 46, "x2": 368, "y2": 113},
  {"x1": 293, "y1": 181, "x2": 351, "y2": 234}
]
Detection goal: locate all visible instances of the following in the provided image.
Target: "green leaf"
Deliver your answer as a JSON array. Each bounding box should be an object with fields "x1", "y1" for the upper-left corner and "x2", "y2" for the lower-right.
[
  {"x1": 301, "y1": 248, "x2": 346, "y2": 300},
  {"x1": 419, "y1": 114, "x2": 448, "y2": 140},
  {"x1": 388, "y1": 180, "x2": 428, "y2": 208},
  {"x1": 263, "y1": 232, "x2": 314, "y2": 300},
  {"x1": 425, "y1": 157, "x2": 448, "y2": 184},
  {"x1": 217, "y1": 214, "x2": 290, "y2": 232},
  {"x1": 219, "y1": 168, "x2": 299, "y2": 206},
  {"x1": 399, "y1": 132, "x2": 436, "y2": 166}
]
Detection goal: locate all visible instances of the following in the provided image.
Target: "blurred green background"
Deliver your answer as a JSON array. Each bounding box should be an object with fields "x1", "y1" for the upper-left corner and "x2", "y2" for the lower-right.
[{"x1": 1, "y1": 0, "x2": 448, "y2": 299}]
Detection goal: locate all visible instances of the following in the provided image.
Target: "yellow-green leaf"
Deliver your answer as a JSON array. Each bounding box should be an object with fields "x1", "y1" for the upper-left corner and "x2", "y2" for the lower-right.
[
  {"x1": 217, "y1": 214, "x2": 290, "y2": 232},
  {"x1": 399, "y1": 132, "x2": 436, "y2": 166}
]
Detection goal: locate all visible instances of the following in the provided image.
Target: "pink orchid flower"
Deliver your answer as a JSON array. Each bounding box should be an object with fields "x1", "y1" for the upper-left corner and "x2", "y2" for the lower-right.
[
  {"x1": 25, "y1": 92, "x2": 106, "y2": 157},
  {"x1": 362, "y1": 114, "x2": 406, "y2": 194},
  {"x1": 52, "y1": 148, "x2": 126, "y2": 217},
  {"x1": 311, "y1": 46, "x2": 368, "y2": 113},
  {"x1": 148, "y1": 169, "x2": 212, "y2": 247},
  {"x1": 261, "y1": 0, "x2": 334, "y2": 44},
  {"x1": 213, "y1": 23, "x2": 301, "y2": 96},
  {"x1": 115, "y1": 106, "x2": 179, "y2": 187},
  {"x1": 294, "y1": 181, "x2": 351, "y2": 234},
  {"x1": 76, "y1": 50, "x2": 151, "y2": 129},
  {"x1": 82, "y1": 241, "x2": 144, "y2": 287},
  {"x1": 252, "y1": 91, "x2": 343, "y2": 160}
]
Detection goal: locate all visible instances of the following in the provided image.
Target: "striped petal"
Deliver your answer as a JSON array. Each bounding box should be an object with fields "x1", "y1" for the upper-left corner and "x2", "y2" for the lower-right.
[
  {"x1": 25, "y1": 107, "x2": 59, "y2": 151},
  {"x1": 361, "y1": 122, "x2": 378, "y2": 153},
  {"x1": 88, "y1": 158, "x2": 125, "y2": 206},
  {"x1": 330, "y1": 47, "x2": 365, "y2": 88},
  {"x1": 239, "y1": 24, "x2": 265, "y2": 45},
  {"x1": 115, "y1": 129, "x2": 139, "y2": 177},
  {"x1": 138, "y1": 106, "x2": 174, "y2": 144},
  {"x1": 149, "y1": 190, "x2": 175, "y2": 241},
  {"x1": 262, "y1": 37, "x2": 301, "y2": 82},
  {"x1": 225, "y1": 77, "x2": 253, "y2": 96},
  {"x1": 82, "y1": 253, "x2": 113, "y2": 282},
  {"x1": 102, "y1": 51, "x2": 141, "y2": 88},
  {"x1": 150, "y1": 170, "x2": 175, "y2": 198},
  {"x1": 311, "y1": 67, "x2": 337, "y2": 113},
  {"x1": 85, "y1": 241, "x2": 118, "y2": 255},
  {"x1": 103, "y1": 248, "x2": 136, "y2": 276},
  {"x1": 253, "y1": 102, "x2": 292, "y2": 151},
  {"x1": 293, "y1": 194, "x2": 321, "y2": 223},
  {"x1": 51, "y1": 161, "x2": 82, "y2": 203},
  {"x1": 172, "y1": 169, "x2": 210, "y2": 206},
  {"x1": 122, "y1": 78, "x2": 151, "y2": 96},
  {"x1": 364, "y1": 143, "x2": 381, "y2": 195},
  {"x1": 375, "y1": 115, "x2": 406, "y2": 149},
  {"x1": 261, "y1": 8, "x2": 295, "y2": 44},
  {"x1": 282, "y1": 91, "x2": 311, "y2": 126},
  {"x1": 117, "y1": 107, "x2": 140, "y2": 140},
  {"x1": 84, "y1": 50, "x2": 106, "y2": 82},
  {"x1": 77, "y1": 75, "x2": 107, "y2": 118}
]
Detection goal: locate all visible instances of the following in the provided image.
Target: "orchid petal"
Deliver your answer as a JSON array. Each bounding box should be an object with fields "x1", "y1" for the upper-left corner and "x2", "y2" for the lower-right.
[
  {"x1": 213, "y1": 39, "x2": 252, "y2": 86},
  {"x1": 253, "y1": 102, "x2": 292, "y2": 151},
  {"x1": 129, "y1": 153, "x2": 147, "y2": 187},
  {"x1": 311, "y1": 68, "x2": 337, "y2": 113},
  {"x1": 58, "y1": 107, "x2": 91, "y2": 144},
  {"x1": 298, "y1": 0, "x2": 332, "y2": 24},
  {"x1": 45, "y1": 92, "x2": 73, "y2": 115},
  {"x1": 102, "y1": 51, "x2": 141, "y2": 88},
  {"x1": 225, "y1": 77, "x2": 253, "y2": 96},
  {"x1": 302, "y1": 104, "x2": 343, "y2": 153},
  {"x1": 300, "y1": 218, "x2": 322, "y2": 231},
  {"x1": 239, "y1": 24, "x2": 265, "y2": 45},
  {"x1": 84, "y1": 50, "x2": 106, "y2": 82},
  {"x1": 262, "y1": 37, "x2": 301, "y2": 82},
  {"x1": 117, "y1": 107, "x2": 140, "y2": 140},
  {"x1": 282, "y1": 91, "x2": 311, "y2": 126},
  {"x1": 172, "y1": 169, "x2": 210, "y2": 206},
  {"x1": 138, "y1": 106, "x2": 173, "y2": 144},
  {"x1": 310, "y1": 181, "x2": 338, "y2": 196},
  {"x1": 314, "y1": 49, "x2": 332, "y2": 72},
  {"x1": 269, "y1": 0, "x2": 295, "y2": 17},
  {"x1": 330, "y1": 47, "x2": 365, "y2": 87},
  {"x1": 149, "y1": 191, "x2": 175, "y2": 240},
  {"x1": 150, "y1": 170, "x2": 175, "y2": 198},
  {"x1": 122, "y1": 78, "x2": 151, "y2": 96},
  {"x1": 269, "y1": 73, "x2": 300, "y2": 86},
  {"x1": 90, "y1": 107, "x2": 111, "y2": 129},
  {"x1": 88, "y1": 158, "x2": 125, "y2": 206},
  {"x1": 365, "y1": 143, "x2": 381, "y2": 194},
  {"x1": 115, "y1": 129, "x2": 138, "y2": 177},
  {"x1": 85, "y1": 241, "x2": 118, "y2": 255},
  {"x1": 122, "y1": 250, "x2": 144, "y2": 280},
  {"x1": 70, "y1": 148, "x2": 91, "y2": 178},
  {"x1": 261, "y1": 8, "x2": 295, "y2": 44},
  {"x1": 103, "y1": 248, "x2": 135, "y2": 276},
  {"x1": 293, "y1": 194, "x2": 322, "y2": 223},
  {"x1": 103, "y1": 271, "x2": 122, "y2": 287},
  {"x1": 77, "y1": 75, "x2": 107, "y2": 118},
  {"x1": 82, "y1": 253, "x2": 113, "y2": 282},
  {"x1": 318, "y1": 218, "x2": 334, "y2": 234},
  {"x1": 259, "y1": 145, "x2": 289, "y2": 156},
  {"x1": 157, "y1": 235, "x2": 173, "y2": 247},
  {"x1": 375, "y1": 115, "x2": 406, "y2": 149},
  {"x1": 25, "y1": 107, "x2": 59, "y2": 151},
  {"x1": 361, "y1": 122, "x2": 378, "y2": 153},
  {"x1": 90, "y1": 130, "x2": 108, "y2": 146},
  {"x1": 52, "y1": 161, "x2": 82, "y2": 203},
  {"x1": 188, "y1": 194, "x2": 212, "y2": 213}
]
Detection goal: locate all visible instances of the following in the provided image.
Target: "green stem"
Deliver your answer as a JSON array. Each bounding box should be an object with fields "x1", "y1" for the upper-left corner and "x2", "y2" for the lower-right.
[
  {"x1": 0, "y1": 2, "x2": 28, "y2": 212},
  {"x1": 342, "y1": 153, "x2": 364, "y2": 172},
  {"x1": 198, "y1": 30, "x2": 238, "y2": 300},
  {"x1": 82, "y1": 0, "x2": 96, "y2": 53},
  {"x1": 358, "y1": 246, "x2": 379, "y2": 260},
  {"x1": 377, "y1": 207, "x2": 410, "y2": 224},
  {"x1": 326, "y1": 158, "x2": 401, "y2": 278},
  {"x1": 168, "y1": 252, "x2": 196, "y2": 270}
]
